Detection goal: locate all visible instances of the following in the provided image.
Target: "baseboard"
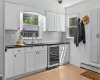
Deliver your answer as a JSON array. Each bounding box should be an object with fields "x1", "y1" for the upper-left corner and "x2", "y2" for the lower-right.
[
  {"x1": 80, "y1": 63, "x2": 100, "y2": 73},
  {"x1": 6, "y1": 68, "x2": 46, "y2": 80}
]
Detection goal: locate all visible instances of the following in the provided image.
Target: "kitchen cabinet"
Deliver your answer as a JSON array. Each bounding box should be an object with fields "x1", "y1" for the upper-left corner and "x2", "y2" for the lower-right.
[
  {"x1": 46, "y1": 11, "x2": 65, "y2": 32},
  {"x1": 5, "y1": 2, "x2": 20, "y2": 30},
  {"x1": 13, "y1": 48, "x2": 25, "y2": 76},
  {"x1": 59, "y1": 14, "x2": 65, "y2": 32},
  {"x1": 59, "y1": 44, "x2": 70, "y2": 65},
  {"x1": 55, "y1": 14, "x2": 65, "y2": 32},
  {"x1": 90, "y1": 8, "x2": 100, "y2": 64},
  {"x1": 26, "y1": 46, "x2": 47, "y2": 72},
  {"x1": 46, "y1": 11, "x2": 55, "y2": 31},
  {"x1": 5, "y1": 49, "x2": 14, "y2": 78},
  {"x1": 26, "y1": 52, "x2": 36, "y2": 72},
  {"x1": 36, "y1": 51, "x2": 47, "y2": 70}
]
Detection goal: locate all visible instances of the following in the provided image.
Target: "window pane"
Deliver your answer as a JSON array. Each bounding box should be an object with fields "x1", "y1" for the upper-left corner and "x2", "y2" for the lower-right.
[
  {"x1": 23, "y1": 13, "x2": 38, "y2": 25},
  {"x1": 69, "y1": 17, "x2": 77, "y2": 27},
  {"x1": 69, "y1": 27, "x2": 77, "y2": 37}
]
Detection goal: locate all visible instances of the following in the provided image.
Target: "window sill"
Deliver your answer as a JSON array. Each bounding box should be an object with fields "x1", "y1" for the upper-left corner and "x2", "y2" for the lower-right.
[
  {"x1": 23, "y1": 37, "x2": 42, "y2": 40},
  {"x1": 67, "y1": 37, "x2": 74, "y2": 39}
]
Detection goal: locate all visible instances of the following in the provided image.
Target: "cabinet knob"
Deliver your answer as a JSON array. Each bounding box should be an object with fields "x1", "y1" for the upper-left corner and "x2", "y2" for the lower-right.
[
  {"x1": 18, "y1": 50, "x2": 20, "y2": 52},
  {"x1": 5, "y1": 49, "x2": 7, "y2": 52},
  {"x1": 15, "y1": 55, "x2": 16, "y2": 57}
]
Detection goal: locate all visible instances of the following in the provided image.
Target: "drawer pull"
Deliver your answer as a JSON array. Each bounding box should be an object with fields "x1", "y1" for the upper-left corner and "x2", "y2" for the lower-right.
[
  {"x1": 18, "y1": 50, "x2": 20, "y2": 52},
  {"x1": 15, "y1": 55, "x2": 16, "y2": 57}
]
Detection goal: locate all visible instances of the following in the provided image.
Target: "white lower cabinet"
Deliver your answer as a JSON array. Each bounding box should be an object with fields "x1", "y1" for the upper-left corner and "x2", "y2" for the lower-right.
[
  {"x1": 5, "y1": 49, "x2": 14, "y2": 78},
  {"x1": 5, "y1": 46, "x2": 47, "y2": 79},
  {"x1": 14, "y1": 53, "x2": 25, "y2": 76},
  {"x1": 59, "y1": 44, "x2": 70, "y2": 65},
  {"x1": 36, "y1": 51, "x2": 47, "y2": 70},
  {"x1": 26, "y1": 52, "x2": 36, "y2": 72}
]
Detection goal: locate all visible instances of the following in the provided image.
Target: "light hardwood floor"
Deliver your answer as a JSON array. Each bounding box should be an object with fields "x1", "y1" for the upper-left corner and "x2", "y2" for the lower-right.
[{"x1": 18, "y1": 64, "x2": 91, "y2": 80}]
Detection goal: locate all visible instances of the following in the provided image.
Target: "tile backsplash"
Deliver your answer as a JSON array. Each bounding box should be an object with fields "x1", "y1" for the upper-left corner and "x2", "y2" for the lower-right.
[{"x1": 5, "y1": 30, "x2": 64, "y2": 45}]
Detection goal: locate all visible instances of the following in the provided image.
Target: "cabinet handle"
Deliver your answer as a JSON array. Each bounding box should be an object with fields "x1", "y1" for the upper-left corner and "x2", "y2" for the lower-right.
[
  {"x1": 36, "y1": 52, "x2": 37, "y2": 54},
  {"x1": 18, "y1": 50, "x2": 20, "y2": 52},
  {"x1": 38, "y1": 52, "x2": 39, "y2": 54},
  {"x1": 5, "y1": 49, "x2": 7, "y2": 52},
  {"x1": 15, "y1": 55, "x2": 16, "y2": 57},
  {"x1": 96, "y1": 34, "x2": 99, "y2": 38}
]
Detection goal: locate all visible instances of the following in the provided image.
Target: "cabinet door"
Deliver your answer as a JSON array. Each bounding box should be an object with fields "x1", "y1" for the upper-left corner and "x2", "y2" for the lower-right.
[
  {"x1": 46, "y1": 11, "x2": 55, "y2": 31},
  {"x1": 14, "y1": 53, "x2": 25, "y2": 76},
  {"x1": 5, "y1": 2, "x2": 19, "y2": 30},
  {"x1": 55, "y1": 14, "x2": 60, "y2": 31},
  {"x1": 5, "y1": 49, "x2": 14, "y2": 78},
  {"x1": 90, "y1": 26, "x2": 98, "y2": 63},
  {"x1": 59, "y1": 14, "x2": 65, "y2": 32},
  {"x1": 26, "y1": 52, "x2": 36, "y2": 72},
  {"x1": 98, "y1": 9, "x2": 100, "y2": 63},
  {"x1": 36, "y1": 51, "x2": 47, "y2": 70},
  {"x1": 59, "y1": 44, "x2": 70, "y2": 65}
]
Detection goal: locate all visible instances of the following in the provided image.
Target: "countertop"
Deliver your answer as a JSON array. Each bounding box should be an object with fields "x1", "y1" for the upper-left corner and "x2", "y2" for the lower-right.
[{"x1": 5, "y1": 42, "x2": 70, "y2": 49}]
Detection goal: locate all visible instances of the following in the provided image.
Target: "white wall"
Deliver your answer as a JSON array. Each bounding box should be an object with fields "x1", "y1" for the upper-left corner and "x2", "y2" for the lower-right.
[
  {"x1": 0, "y1": 0, "x2": 4, "y2": 79},
  {"x1": 65, "y1": 0, "x2": 100, "y2": 67}
]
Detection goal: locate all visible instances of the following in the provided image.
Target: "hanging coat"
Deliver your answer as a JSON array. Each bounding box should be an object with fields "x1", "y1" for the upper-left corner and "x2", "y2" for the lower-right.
[{"x1": 74, "y1": 18, "x2": 86, "y2": 47}]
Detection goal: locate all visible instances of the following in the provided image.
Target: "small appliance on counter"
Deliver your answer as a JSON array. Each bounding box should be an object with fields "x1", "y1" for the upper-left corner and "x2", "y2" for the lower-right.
[{"x1": 16, "y1": 34, "x2": 24, "y2": 46}]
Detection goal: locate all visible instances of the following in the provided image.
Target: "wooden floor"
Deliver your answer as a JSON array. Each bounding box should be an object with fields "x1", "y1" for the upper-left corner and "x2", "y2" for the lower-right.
[{"x1": 18, "y1": 64, "x2": 91, "y2": 80}]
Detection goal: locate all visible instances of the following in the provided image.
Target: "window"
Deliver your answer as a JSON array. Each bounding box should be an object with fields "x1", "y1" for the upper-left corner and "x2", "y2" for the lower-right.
[
  {"x1": 68, "y1": 14, "x2": 78, "y2": 37},
  {"x1": 20, "y1": 12, "x2": 41, "y2": 38}
]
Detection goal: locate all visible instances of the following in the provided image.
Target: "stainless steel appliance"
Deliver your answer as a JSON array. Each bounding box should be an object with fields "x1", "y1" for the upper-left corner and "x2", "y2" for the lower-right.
[{"x1": 47, "y1": 45, "x2": 59, "y2": 68}]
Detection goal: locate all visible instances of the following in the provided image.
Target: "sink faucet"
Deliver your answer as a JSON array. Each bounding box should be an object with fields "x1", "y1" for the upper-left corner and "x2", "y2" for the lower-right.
[{"x1": 32, "y1": 33, "x2": 36, "y2": 44}]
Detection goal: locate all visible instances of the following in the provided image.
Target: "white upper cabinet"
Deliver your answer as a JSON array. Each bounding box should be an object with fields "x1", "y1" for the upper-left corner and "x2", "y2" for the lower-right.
[
  {"x1": 45, "y1": 11, "x2": 65, "y2": 32},
  {"x1": 59, "y1": 14, "x2": 65, "y2": 32},
  {"x1": 46, "y1": 11, "x2": 55, "y2": 31},
  {"x1": 5, "y1": 2, "x2": 20, "y2": 30},
  {"x1": 55, "y1": 14, "x2": 60, "y2": 31}
]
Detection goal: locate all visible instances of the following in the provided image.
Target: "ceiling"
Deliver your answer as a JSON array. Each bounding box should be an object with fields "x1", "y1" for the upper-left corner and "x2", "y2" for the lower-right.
[{"x1": 6, "y1": 0, "x2": 85, "y2": 8}]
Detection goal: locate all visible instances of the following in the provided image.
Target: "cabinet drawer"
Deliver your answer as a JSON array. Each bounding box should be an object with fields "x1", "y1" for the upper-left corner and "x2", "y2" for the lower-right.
[
  {"x1": 14, "y1": 48, "x2": 25, "y2": 54},
  {"x1": 37, "y1": 46, "x2": 47, "y2": 51},
  {"x1": 25, "y1": 47, "x2": 37, "y2": 53}
]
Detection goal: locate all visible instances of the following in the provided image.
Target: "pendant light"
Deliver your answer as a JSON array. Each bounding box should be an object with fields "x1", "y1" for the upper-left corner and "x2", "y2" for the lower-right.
[{"x1": 58, "y1": 0, "x2": 62, "y2": 4}]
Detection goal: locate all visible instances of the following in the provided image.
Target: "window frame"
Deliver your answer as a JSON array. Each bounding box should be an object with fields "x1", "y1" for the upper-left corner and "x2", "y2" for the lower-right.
[
  {"x1": 67, "y1": 14, "x2": 79, "y2": 38},
  {"x1": 20, "y1": 12, "x2": 43, "y2": 39}
]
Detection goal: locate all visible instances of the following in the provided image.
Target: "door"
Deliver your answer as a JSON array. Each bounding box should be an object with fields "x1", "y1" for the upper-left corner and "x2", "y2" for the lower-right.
[
  {"x1": 59, "y1": 14, "x2": 65, "y2": 32},
  {"x1": 36, "y1": 51, "x2": 47, "y2": 70},
  {"x1": 26, "y1": 52, "x2": 36, "y2": 72},
  {"x1": 90, "y1": 26, "x2": 98, "y2": 63},
  {"x1": 46, "y1": 11, "x2": 55, "y2": 31},
  {"x1": 5, "y1": 49, "x2": 14, "y2": 78},
  {"x1": 59, "y1": 44, "x2": 70, "y2": 65},
  {"x1": 90, "y1": 9, "x2": 99, "y2": 63},
  {"x1": 97, "y1": 8, "x2": 100, "y2": 63},
  {"x1": 5, "y1": 2, "x2": 19, "y2": 30},
  {"x1": 14, "y1": 53, "x2": 25, "y2": 76}
]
